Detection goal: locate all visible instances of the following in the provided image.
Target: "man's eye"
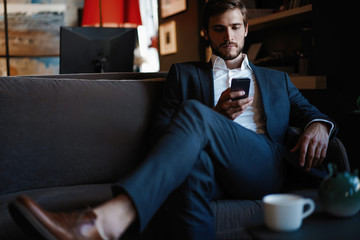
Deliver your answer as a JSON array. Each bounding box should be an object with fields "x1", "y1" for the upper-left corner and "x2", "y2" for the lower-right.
[
  {"x1": 232, "y1": 25, "x2": 241, "y2": 30},
  {"x1": 213, "y1": 27, "x2": 225, "y2": 32}
]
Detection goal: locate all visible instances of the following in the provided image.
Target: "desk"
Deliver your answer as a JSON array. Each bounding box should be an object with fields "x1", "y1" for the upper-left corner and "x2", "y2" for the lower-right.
[{"x1": 247, "y1": 211, "x2": 360, "y2": 240}]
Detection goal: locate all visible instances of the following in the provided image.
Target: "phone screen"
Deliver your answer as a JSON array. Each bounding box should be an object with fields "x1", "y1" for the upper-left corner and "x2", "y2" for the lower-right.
[{"x1": 230, "y1": 78, "x2": 250, "y2": 100}]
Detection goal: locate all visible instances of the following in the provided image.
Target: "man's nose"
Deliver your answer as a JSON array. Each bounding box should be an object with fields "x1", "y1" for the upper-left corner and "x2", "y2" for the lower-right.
[{"x1": 224, "y1": 28, "x2": 232, "y2": 41}]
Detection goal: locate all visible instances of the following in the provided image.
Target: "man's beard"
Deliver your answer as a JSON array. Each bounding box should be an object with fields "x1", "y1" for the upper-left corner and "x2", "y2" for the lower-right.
[{"x1": 210, "y1": 40, "x2": 243, "y2": 60}]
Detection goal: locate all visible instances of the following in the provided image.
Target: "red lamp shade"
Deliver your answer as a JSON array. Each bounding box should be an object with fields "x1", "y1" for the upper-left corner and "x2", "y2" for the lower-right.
[{"x1": 82, "y1": 0, "x2": 142, "y2": 27}]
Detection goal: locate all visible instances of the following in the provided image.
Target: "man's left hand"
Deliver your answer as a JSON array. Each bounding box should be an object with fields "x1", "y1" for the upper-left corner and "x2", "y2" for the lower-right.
[{"x1": 291, "y1": 122, "x2": 330, "y2": 171}]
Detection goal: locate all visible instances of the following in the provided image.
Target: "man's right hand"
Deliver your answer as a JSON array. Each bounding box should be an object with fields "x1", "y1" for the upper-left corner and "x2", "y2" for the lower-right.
[{"x1": 212, "y1": 88, "x2": 253, "y2": 120}]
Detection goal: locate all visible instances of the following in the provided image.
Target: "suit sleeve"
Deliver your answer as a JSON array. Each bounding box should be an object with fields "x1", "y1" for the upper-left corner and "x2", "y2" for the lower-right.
[
  {"x1": 150, "y1": 64, "x2": 182, "y2": 142},
  {"x1": 285, "y1": 73, "x2": 337, "y2": 138}
]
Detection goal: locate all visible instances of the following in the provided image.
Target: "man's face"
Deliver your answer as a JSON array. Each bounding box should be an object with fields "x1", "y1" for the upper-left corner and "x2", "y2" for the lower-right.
[{"x1": 204, "y1": 8, "x2": 248, "y2": 60}]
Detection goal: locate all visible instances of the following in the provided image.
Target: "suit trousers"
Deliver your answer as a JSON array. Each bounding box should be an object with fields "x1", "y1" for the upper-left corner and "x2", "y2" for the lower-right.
[{"x1": 115, "y1": 100, "x2": 287, "y2": 239}]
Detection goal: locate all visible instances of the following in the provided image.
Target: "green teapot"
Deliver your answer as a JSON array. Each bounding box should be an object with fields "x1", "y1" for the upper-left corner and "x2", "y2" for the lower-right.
[{"x1": 318, "y1": 163, "x2": 360, "y2": 217}]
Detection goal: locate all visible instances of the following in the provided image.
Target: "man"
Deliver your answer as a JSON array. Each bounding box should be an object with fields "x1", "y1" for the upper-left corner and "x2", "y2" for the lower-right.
[{"x1": 9, "y1": 1, "x2": 334, "y2": 239}]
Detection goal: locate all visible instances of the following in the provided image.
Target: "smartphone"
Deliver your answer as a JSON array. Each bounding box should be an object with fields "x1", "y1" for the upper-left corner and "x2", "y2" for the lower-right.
[{"x1": 230, "y1": 77, "x2": 250, "y2": 101}]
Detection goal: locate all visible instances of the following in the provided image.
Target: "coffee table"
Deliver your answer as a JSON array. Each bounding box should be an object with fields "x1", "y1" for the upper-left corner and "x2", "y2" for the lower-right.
[{"x1": 246, "y1": 211, "x2": 360, "y2": 240}]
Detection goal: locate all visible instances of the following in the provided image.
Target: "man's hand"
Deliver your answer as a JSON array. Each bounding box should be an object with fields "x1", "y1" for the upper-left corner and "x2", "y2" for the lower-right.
[
  {"x1": 212, "y1": 88, "x2": 253, "y2": 120},
  {"x1": 291, "y1": 122, "x2": 330, "y2": 171}
]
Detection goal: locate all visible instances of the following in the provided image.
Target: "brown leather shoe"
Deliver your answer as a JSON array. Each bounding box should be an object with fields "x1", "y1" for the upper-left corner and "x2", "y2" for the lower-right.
[{"x1": 9, "y1": 195, "x2": 103, "y2": 240}]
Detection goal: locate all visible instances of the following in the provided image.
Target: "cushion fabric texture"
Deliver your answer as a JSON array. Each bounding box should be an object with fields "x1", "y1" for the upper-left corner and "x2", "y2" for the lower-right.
[{"x1": 0, "y1": 77, "x2": 163, "y2": 195}]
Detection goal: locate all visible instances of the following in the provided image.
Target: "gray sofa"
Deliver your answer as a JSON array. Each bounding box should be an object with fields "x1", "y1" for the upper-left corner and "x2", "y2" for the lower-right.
[{"x1": 0, "y1": 72, "x2": 349, "y2": 239}]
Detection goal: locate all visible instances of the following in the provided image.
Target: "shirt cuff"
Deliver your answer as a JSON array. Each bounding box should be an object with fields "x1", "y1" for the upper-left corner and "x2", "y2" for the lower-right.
[{"x1": 304, "y1": 119, "x2": 335, "y2": 137}]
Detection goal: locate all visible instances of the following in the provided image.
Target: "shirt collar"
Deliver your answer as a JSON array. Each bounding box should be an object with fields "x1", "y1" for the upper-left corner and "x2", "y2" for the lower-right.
[{"x1": 211, "y1": 53, "x2": 252, "y2": 71}]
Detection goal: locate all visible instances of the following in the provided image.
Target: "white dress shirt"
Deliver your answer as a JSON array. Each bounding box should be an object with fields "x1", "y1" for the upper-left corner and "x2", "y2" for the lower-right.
[{"x1": 212, "y1": 54, "x2": 266, "y2": 134}]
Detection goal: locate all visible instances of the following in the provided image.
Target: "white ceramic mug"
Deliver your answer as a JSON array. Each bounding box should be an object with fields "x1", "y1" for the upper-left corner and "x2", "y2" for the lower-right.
[{"x1": 263, "y1": 194, "x2": 315, "y2": 232}]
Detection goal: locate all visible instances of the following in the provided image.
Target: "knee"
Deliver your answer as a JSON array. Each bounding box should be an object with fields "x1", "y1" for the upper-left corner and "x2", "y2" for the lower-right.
[
  {"x1": 180, "y1": 100, "x2": 209, "y2": 117},
  {"x1": 168, "y1": 100, "x2": 210, "y2": 137}
]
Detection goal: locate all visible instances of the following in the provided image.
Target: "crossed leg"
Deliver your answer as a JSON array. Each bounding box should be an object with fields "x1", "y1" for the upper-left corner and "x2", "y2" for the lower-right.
[
  {"x1": 108, "y1": 100, "x2": 286, "y2": 238},
  {"x1": 9, "y1": 100, "x2": 286, "y2": 240}
]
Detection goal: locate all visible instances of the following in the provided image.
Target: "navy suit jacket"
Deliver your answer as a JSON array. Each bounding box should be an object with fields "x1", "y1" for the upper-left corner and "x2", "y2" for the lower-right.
[{"x1": 153, "y1": 61, "x2": 334, "y2": 145}]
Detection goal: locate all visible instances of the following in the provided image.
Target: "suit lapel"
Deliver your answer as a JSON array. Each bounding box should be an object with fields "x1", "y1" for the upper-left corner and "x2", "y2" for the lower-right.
[
  {"x1": 250, "y1": 62, "x2": 269, "y2": 116},
  {"x1": 197, "y1": 61, "x2": 214, "y2": 107}
]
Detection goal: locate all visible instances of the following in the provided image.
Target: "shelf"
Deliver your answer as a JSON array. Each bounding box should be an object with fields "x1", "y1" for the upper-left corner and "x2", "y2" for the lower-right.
[
  {"x1": 290, "y1": 75, "x2": 326, "y2": 89},
  {"x1": 248, "y1": 4, "x2": 312, "y2": 31},
  {"x1": 0, "y1": 55, "x2": 58, "y2": 58}
]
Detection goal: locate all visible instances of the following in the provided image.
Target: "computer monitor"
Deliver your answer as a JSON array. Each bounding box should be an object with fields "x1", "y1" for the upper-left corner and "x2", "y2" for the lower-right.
[{"x1": 60, "y1": 27, "x2": 137, "y2": 74}]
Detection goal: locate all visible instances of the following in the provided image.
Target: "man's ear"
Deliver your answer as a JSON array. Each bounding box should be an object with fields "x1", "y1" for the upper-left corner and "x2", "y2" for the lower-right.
[
  {"x1": 244, "y1": 24, "x2": 248, "y2": 37},
  {"x1": 202, "y1": 28, "x2": 209, "y2": 41}
]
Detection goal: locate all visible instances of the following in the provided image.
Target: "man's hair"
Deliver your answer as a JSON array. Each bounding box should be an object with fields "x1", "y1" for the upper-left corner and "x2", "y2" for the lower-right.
[{"x1": 202, "y1": 0, "x2": 248, "y2": 31}]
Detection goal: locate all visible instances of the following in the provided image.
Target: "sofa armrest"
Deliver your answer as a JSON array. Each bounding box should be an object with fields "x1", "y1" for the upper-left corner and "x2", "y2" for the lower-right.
[{"x1": 327, "y1": 137, "x2": 350, "y2": 172}]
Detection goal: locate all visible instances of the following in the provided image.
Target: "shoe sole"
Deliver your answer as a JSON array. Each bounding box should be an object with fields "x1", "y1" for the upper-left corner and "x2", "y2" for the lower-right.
[{"x1": 9, "y1": 199, "x2": 58, "y2": 240}]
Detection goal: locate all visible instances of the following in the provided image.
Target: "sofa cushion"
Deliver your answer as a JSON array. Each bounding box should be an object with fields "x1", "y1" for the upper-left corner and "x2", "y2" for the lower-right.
[
  {"x1": 211, "y1": 199, "x2": 262, "y2": 240},
  {"x1": 0, "y1": 77, "x2": 164, "y2": 195}
]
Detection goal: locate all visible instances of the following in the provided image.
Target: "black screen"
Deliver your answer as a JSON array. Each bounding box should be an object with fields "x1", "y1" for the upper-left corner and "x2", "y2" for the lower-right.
[{"x1": 60, "y1": 27, "x2": 137, "y2": 74}]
